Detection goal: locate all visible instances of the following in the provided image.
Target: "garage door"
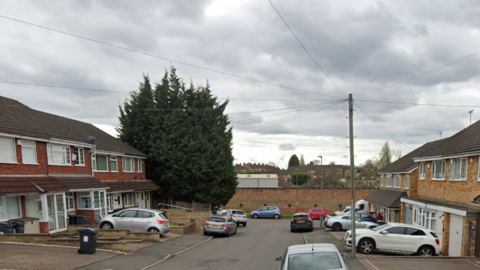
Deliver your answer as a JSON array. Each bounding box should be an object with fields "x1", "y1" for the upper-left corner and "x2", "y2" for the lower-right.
[{"x1": 449, "y1": 214, "x2": 463, "y2": 256}]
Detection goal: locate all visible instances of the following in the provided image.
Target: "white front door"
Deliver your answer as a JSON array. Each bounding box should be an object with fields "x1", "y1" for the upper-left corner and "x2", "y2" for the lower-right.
[
  {"x1": 449, "y1": 214, "x2": 463, "y2": 256},
  {"x1": 113, "y1": 193, "x2": 123, "y2": 209},
  {"x1": 136, "y1": 192, "x2": 145, "y2": 208}
]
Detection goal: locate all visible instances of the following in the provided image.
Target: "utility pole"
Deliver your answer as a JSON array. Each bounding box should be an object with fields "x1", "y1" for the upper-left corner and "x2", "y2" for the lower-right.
[
  {"x1": 349, "y1": 93, "x2": 356, "y2": 258},
  {"x1": 295, "y1": 169, "x2": 299, "y2": 213},
  {"x1": 318, "y1": 155, "x2": 324, "y2": 227}
]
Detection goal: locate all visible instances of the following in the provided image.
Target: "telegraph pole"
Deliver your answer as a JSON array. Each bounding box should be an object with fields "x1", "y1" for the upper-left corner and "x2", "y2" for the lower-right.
[{"x1": 349, "y1": 93, "x2": 356, "y2": 258}]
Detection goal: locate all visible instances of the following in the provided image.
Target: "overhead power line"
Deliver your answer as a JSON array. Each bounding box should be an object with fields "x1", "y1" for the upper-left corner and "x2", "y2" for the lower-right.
[
  {"x1": 0, "y1": 79, "x2": 129, "y2": 93},
  {"x1": 358, "y1": 51, "x2": 480, "y2": 98},
  {"x1": 268, "y1": 1, "x2": 346, "y2": 98},
  {"x1": 356, "y1": 99, "x2": 480, "y2": 108},
  {"x1": 0, "y1": 14, "x2": 340, "y2": 99}
]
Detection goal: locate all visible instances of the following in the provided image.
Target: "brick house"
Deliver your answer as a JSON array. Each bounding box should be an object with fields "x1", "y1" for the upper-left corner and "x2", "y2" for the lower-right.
[
  {"x1": 0, "y1": 96, "x2": 159, "y2": 234},
  {"x1": 399, "y1": 121, "x2": 480, "y2": 257}
]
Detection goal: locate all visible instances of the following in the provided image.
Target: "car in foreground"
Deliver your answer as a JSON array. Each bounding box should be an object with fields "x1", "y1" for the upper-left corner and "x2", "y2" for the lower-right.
[
  {"x1": 325, "y1": 215, "x2": 378, "y2": 231},
  {"x1": 306, "y1": 208, "x2": 327, "y2": 220},
  {"x1": 290, "y1": 212, "x2": 313, "y2": 232},
  {"x1": 344, "y1": 223, "x2": 441, "y2": 256},
  {"x1": 204, "y1": 215, "x2": 237, "y2": 237},
  {"x1": 250, "y1": 206, "x2": 282, "y2": 219},
  {"x1": 99, "y1": 208, "x2": 170, "y2": 234},
  {"x1": 227, "y1": 209, "x2": 248, "y2": 227},
  {"x1": 275, "y1": 243, "x2": 348, "y2": 270}
]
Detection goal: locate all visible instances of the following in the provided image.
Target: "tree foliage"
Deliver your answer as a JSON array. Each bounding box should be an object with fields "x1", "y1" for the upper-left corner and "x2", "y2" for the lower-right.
[
  {"x1": 290, "y1": 173, "x2": 310, "y2": 186},
  {"x1": 376, "y1": 141, "x2": 392, "y2": 170},
  {"x1": 288, "y1": 154, "x2": 300, "y2": 167},
  {"x1": 118, "y1": 68, "x2": 237, "y2": 206}
]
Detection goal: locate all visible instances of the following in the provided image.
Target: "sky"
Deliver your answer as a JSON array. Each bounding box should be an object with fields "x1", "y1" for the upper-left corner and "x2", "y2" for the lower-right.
[{"x1": 1, "y1": 0, "x2": 479, "y2": 169}]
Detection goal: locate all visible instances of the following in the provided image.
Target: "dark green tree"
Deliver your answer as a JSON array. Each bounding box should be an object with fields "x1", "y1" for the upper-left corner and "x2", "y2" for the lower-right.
[
  {"x1": 118, "y1": 67, "x2": 237, "y2": 206},
  {"x1": 288, "y1": 154, "x2": 300, "y2": 167},
  {"x1": 290, "y1": 173, "x2": 310, "y2": 186}
]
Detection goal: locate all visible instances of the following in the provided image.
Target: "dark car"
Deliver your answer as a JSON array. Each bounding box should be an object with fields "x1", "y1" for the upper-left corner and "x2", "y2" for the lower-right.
[{"x1": 290, "y1": 212, "x2": 313, "y2": 232}]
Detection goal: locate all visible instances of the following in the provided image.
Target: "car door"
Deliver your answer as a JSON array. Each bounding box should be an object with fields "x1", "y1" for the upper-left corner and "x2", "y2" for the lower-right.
[
  {"x1": 258, "y1": 207, "x2": 268, "y2": 218},
  {"x1": 376, "y1": 226, "x2": 405, "y2": 251},
  {"x1": 340, "y1": 216, "x2": 352, "y2": 229},
  {"x1": 114, "y1": 210, "x2": 138, "y2": 231},
  {"x1": 267, "y1": 207, "x2": 276, "y2": 217},
  {"x1": 403, "y1": 227, "x2": 428, "y2": 253},
  {"x1": 135, "y1": 210, "x2": 154, "y2": 231}
]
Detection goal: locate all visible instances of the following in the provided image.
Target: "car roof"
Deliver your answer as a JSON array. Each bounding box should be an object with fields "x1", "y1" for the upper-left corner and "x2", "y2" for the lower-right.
[
  {"x1": 287, "y1": 244, "x2": 340, "y2": 254},
  {"x1": 228, "y1": 209, "x2": 244, "y2": 211},
  {"x1": 120, "y1": 208, "x2": 165, "y2": 214},
  {"x1": 386, "y1": 222, "x2": 431, "y2": 230}
]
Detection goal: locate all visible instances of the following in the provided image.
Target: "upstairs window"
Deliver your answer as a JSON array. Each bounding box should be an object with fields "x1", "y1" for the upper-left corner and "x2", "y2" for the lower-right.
[
  {"x1": 432, "y1": 160, "x2": 446, "y2": 180},
  {"x1": 137, "y1": 159, "x2": 143, "y2": 173},
  {"x1": 110, "y1": 156, "x2": 118, "y2": 172},
  {"x1": 405, "y1": 174, "x2": 410, "y2": 189},
  {"x1": 394, "y1": 174, "x2": 401, "y2": 188},
  {"x1": 450, "y1": 158, "x2": 467, "y2": 180},
  {"x1": 123, "y1": 157, "x2": 134, "y2": 172},
  {"x1": 47, "y1": 144, "x2": 71, "y2": 165},
  {"x1": 21, "y1": 140, "x2": 37, "y2": 164},
  {"x1": 73, "y1": 147, "x2": 85, "y2": 166},
  {"x1": 386, "y1": 174, "x2": 392, "y2": 187},
  {"x1": 0, "y1": 137, "x2": 16, "y2": 163},
  {"x1": 419, "y1": 162, "x2": 425, "y2": 180},
  {"x1": 93, "y1": 154, "x2": 108, "y2": 172}
]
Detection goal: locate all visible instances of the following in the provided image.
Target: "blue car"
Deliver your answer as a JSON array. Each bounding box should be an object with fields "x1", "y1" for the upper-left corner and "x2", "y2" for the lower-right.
[
  {"x1": 250, "y1": 206, "x2": 282, "y2": 219},
  {"x1": 356, "y1": 213, "x2": 375, "y2": 222}
]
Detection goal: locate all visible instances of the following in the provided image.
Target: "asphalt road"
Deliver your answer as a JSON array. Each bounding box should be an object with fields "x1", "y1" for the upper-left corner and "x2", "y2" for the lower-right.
[{"x1": 151, "y1": 218, "x2": 306, "y2": 270}]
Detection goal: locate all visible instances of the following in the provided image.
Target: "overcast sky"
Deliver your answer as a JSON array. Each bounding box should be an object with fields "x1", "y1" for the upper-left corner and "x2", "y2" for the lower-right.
[{"x1": 1, "y1": 0, "x2": 479, "y2": 169}]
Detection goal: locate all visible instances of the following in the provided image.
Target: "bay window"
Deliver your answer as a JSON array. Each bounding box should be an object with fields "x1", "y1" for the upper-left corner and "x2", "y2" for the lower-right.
[
  {"x1": 0, "y1": 196, "x2": 21, "y2": 220},
  {"x1": 450, "y1": 158, "x2": 467, "y2": 180},
  {"x1": 432, "y1": 160, "x2": 446, "y2": 180},
  {"x1": 21, "y1": 140, "x2": 37, "y2": 164},
  {"x1": 76, "y1": 191, "x2": 107, "y2": 220},
  {"x1": 0, "y1": 137, "x2": 16, "y2": 163},
  {"x1": 47, "y1": 144, "x2": 71, "y2": 165},
  {"x1": 65, "y1": 192, "x2": 75, "y2": 211}
]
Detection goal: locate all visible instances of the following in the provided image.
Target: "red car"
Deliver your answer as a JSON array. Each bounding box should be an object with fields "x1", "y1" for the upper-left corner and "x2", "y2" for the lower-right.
[{"x1": 306, "y1": 208, "x2": 327, "y2": 220}]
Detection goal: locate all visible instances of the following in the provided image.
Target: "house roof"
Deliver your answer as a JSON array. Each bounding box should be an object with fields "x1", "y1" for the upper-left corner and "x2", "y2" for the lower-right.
[
  {"x1": 363, "y1": 188, "x2": 408, "y2": 208},
  {"x1": 417, "y1": 120, "x2": 480, "y2": 158},
  {"x1": 0, "y1": 96, "x2": 146, "y2": 157},
  {"x1": 0, "y1": 176, "x2": 69, "y2": 195},
  {"x1": 52, "y1": 176, "x2": 108, "y2": 190},
  {"x1": 378, "y1": 140, "x2": 442, "y2": 173},
  {"x1": 102, "y1": 180, "x2": 159, "y2": 192}
]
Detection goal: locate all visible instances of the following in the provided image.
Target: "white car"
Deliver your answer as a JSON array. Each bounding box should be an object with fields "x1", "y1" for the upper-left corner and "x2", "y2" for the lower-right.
[
  {"x1": 325, "y1": 215, "x2": 378, "y2": 231},
  {"x1": 275, "y1": 243, "x2": 348, "y2": 270},
  {"x1": 344, "y1": 223, "x2": 441, "y2": 256},
  {"x1": 334, "y1": 206, "x2": 351, "y2": 216},
  {"x1": 214, "y1": 207, "x2": 228, "y2": 216}
]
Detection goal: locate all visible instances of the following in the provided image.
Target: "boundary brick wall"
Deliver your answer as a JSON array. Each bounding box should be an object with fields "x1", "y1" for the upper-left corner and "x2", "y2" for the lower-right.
[{"x1": 224, "y1": 188, "x2": 378, "y2": 214}]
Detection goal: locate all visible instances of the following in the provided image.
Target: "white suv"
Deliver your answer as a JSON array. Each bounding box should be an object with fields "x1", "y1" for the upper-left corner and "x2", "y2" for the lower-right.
[{"x1": 344, "y1": 223, "x2": 441, "y2": 256}]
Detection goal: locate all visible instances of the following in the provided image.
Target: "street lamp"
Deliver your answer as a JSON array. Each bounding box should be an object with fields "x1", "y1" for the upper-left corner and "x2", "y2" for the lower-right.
[
  {"x1": 317, "y1": 156, "x2": 323, "y2": 208},
  {"x1": 295, "y1": 169, "x2": 299, "y2": 213}
]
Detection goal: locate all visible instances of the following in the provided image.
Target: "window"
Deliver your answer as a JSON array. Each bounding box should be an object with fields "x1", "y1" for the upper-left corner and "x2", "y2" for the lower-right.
[
  {"x1": 73, "y1": 147, "x2": 85, "y2": 166},
  {"x1": 110, "y1": 156, "x2": 118, "y2": 172},
  {"x1": 386, "y1": 227, "x2": 406, "y2": 234},
  {"x1": 93, "y1": 154, "x2": 108, "y2": 171},
  {"x1": 138, "y1": 211, "x2": 154, "y2": 218},
  {"x1": 405, "y1": 174, "x2": 410, "y2": 189},
  {"x1": 419, "y1": 162, "x2": 425, "y2": 180},
  {"x1": 137, "y1": 159, "x2": 143, "y2": 172},
  {"x1": 394, "y1": 174, "x2": 401, "y2": 188},
  {"x1": 0, "y1": 137, "x2": 16, "y2": 163},
  {"x1": 119, "y1": 210, "x2": 137, "y2": 218},
  {"x1": 123, "y1": 157, "x2": 134, "y2": 172},
  {"x1": 405, "y1": 228, "x2": 426, "y2": 236},
  {"x1": 414, "y1": 208, "x2": 437, "y2": 230},
  {"x1": 124, "y1": 192, "x2": 135, "y2": 206},
  {"x1": 432, "y1": 160, "x2": 446, "y2": 180},
  {"x1": 47, "y1": 144, "x2": 71, "y2": 165},
  {"x1": 386, "y1": 174, "x2": 392, "y2": 187},
  {"x1": 21, "y1": 140, "x2": 37, "y2": 164},
  {"x1": 77, "y1": 192, "x2": 92, "y2": 208},
  {"x1": 65, "y1": 192, "x2": 75, "y2": 211},
  {"x1": 0, "y1": 196, "x2": 21, "y2": 220},
  {"x1": 450, "y1": 158, "x2": 467, "y2": 180}
]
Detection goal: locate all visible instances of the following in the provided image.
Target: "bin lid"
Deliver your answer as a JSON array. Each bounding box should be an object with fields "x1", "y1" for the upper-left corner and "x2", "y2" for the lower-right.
[
  {"x1": 8, "y1": 217, "x2": 39, "y2": 222},
  {"x1": 77, "y1": 228, "x2": 98, "y2": 233}
]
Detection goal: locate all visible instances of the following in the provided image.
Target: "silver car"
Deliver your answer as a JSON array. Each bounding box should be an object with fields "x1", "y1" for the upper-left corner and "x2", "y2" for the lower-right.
[
  {"x1": 275, "y1": 243, "x2": 348, "y2": 270},
  {"x1": 325, "y1": 215, "x2": 378, "y2": 231},
  {"x1": 227, "y1": 209, "x2": 248, "y2": 227},
  {"x1": 204, "y1": 215, "x2": 237, "y2": 237},
  {"x1": 99, "y1": 208, "x2": 170, "y2": 234}
]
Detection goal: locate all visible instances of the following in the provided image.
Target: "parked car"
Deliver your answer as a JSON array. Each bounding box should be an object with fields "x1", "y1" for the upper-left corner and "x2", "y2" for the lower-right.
[
  {"x1": 356, "y1": 213, "x2": 376, "y2": 222},
  {"x1": 250, "y1": 206, "x2": 282, "y2": 219},
  {"x1": 306, "y1": 208, "x2": 327, "y2": 220},
  {"x1": 227, "y1": 209, "x2": 248, "y2": 227},
  {"x1": 290, "y1": 212, "x2": 313, "y2": 232},
  {"x1": 204, "y1": 215, "x2": 237, "y2": 237},
  {"x1": 214, "y1": 207, "x2": 228, "y2": 216},
  {"x1": 334, "y1": 199, "x2": 369, "y2": 216},
  {"x1": 344, "y1": 223, "x2": 442, "y2": 256},
  {"x1": 275, "y1": 243, "x2": 348, "y2": 270},
  {"x1": 325, "y1": 215, "x2": 378, "y2": 231},
  {"x1": 99, "y1": 208, "x2": 170, "y2": 234}
]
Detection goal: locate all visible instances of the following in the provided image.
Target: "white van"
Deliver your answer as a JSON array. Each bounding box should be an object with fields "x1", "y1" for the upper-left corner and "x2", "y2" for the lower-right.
[{"x1": 334, "y1": 200, "x2": 369, "y2": 216}]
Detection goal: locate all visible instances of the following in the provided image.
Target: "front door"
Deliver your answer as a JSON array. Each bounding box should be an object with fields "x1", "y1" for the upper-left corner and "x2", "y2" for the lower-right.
[
  {"x1": 113, "y1": 193, "x2": 123, "y2": 209},
  {"x1": 136, "y1": 192, "x2": 145, "y2": 208},
  {"x1": 449, "y1": 214, "x2": 463, "y2": 256}
]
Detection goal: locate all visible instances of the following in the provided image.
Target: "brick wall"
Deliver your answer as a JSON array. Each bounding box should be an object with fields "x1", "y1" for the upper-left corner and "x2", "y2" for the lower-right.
[
  {"x1": 39, "y1": 221, "x2": 49, "y2": 234},
  {"x1": 224, "y1": 188, "x2": 378, "y2": 214}
]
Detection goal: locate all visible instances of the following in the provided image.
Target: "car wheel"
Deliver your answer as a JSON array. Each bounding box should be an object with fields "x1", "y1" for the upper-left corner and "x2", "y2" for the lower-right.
[
  {"x1": 253, "y1": 214, "x2": 259, "y2": 219},
  {"x1": 274, "y1": 214, "x2": 280, "y2": 219},
  {"x1": 148, "y1": 227, "x2": 160, "y2": 233},
  {"x1": 417, "y1": 246, "x2": 434, "y2": 256},
  {"x1": 291, "y1": 228, "x2": 294, "y2": 233},
  {"x1": 359, "y1": 239, "x2": 375, "y2": 254},
  {"x1": 243, "y1": 223, "x2": 247, "y2": 227},
  {"x1": 100, "y1": 222, "x2": 113, "y2": 230},
  {"x1": 203, "y1": 231, "x2": 208, "y2": 236},
  {"x1": 227, "y1": 229, "x2": 232, "y2": 237},
  {"x1": 332, "y1": 223, "x2": 342, "y2": 231}
]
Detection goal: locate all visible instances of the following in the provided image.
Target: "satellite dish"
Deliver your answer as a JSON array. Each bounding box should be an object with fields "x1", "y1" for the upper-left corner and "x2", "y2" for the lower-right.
[{"x1": 87, "y1": 136, "x2": 97, "y2": 144}]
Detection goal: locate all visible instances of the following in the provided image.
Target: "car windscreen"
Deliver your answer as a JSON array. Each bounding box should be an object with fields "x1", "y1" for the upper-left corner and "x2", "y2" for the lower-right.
[
  {"x1": 371, "y1": 224, "x2": 390, "y2": 232},
  {"x1": 288, "y1": 252, "x2": 342, "y2": 270},
  {"x1": 293, "y1": 214, "x2": 309, "y2": 220},
  {"x1": 207, "y1": 217, "x2": 226, "y2": 222},
  {"x1": 232, "y1": 211, "x2": 245, "y2": 215}
]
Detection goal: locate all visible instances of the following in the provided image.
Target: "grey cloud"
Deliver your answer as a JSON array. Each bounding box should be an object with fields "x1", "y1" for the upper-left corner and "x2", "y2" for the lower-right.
[{"x1": 278, "y1": 144, "x2": 299, "y2": 151}]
